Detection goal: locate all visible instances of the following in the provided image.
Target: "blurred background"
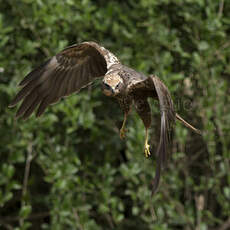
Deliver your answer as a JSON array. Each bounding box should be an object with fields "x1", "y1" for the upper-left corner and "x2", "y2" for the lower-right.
[{"x1": 0, "y1": 0, "x2": 230, "y2": 229}]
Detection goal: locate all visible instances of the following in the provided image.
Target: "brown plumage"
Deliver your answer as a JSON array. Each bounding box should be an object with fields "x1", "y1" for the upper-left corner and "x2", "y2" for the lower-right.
[{"x1": 9, "y1": 41, "x2": 201, "y2": 195}]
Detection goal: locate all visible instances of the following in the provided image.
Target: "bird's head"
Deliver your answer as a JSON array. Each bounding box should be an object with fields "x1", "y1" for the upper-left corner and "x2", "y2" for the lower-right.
[{"x1": 102, "y1": 74, "x2": 125, "y2": 97}]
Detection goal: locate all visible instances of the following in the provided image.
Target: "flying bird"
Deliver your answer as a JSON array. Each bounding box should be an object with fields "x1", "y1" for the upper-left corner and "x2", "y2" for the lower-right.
[{"x1": 9, "y1": 41, "x2": 200, "y2": 194}]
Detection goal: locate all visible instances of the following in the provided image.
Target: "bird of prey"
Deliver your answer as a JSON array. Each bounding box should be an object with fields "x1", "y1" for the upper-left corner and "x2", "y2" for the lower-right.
[{"x1": 9, "y1": 41, "x2": 200, "y2": 194}]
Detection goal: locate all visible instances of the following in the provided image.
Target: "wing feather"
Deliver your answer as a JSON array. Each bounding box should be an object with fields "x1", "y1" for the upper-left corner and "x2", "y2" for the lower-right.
[
  {"x1": 22, "y1": 96, "x2": 41, "y2": 120},
  {"x1": 129, "y1": 73, "x2": 199, "y2": 194},
  {"x1": 9, "y1": 41, "x2": 114, "y2": 118},
  {"x1": 36, "y1": 95, "x2": 51, "y2": 117},
  {"x1": 10, "y1": 79, "x2": 38, "y2": 106},
  {"x1": 18, "y1": 59, "x2": 50, "y2": 86},
  {"x1": 128, "y1": 73, "x2": 175, "y2": 195},
  {"x1": 150, "y1": 75, "x2": 175, "y2": 194},
  {"x1": 66, "y1": 68, "x2": 76, "y2": 94},
  {"x1": 16, "y1": 91, "x2": 38, "y2": 118}
]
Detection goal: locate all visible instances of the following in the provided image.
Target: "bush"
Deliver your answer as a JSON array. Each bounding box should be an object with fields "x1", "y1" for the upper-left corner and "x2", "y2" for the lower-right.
[{"x1": 0, "y1": 0, "x2": 229, "y2": 229}]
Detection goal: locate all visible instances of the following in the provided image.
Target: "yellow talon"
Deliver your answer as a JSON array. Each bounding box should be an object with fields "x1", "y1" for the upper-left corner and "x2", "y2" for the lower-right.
[
  {"x1": 120, "y1": 113, "x2": 128, "y2": 139},
  {"x1": 120, "y1": 128, "x2": 127, "y2": 139},
  {"x1": 144, "y1": 128, "x2": 151, "y2": 157},
  {"x1": 144, "y1": 143, "x2": 151, "y2": 157}
]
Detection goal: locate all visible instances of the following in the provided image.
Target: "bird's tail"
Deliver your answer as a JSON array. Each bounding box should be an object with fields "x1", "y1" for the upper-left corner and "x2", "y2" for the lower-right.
[{"x1": 176, "y1": 113, "x2": 201, "y2": 135}]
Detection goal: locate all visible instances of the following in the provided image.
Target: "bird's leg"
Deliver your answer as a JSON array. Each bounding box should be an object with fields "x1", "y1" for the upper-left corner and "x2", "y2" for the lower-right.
[
  {"x1": 144, "y1": 128, "x2": 151, "y2": 157},
  {"x1": 133, "y1": 97, "x2": 152, "y2": 157},
  {"x1": 118, "y1": 96, "x2": 132, "y2": 139},
  {"x1": 120, "y1": 113, "x2": 127, "y2": 139}
]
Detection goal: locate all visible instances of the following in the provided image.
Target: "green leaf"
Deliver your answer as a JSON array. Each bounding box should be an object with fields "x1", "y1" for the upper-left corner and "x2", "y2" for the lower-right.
[{"x1": 19, "y1": 205, "x2": 32, "y2": 218}]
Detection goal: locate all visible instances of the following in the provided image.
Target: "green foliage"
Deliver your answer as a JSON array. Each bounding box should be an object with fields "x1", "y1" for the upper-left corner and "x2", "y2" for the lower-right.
[{"x1": 0, "y1": 0, "x2": 230, "y2": 229}]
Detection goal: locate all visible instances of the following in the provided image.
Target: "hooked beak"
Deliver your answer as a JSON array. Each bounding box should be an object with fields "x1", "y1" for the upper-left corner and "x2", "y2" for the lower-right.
[{"x1": 102, "y1": 82, "x2": 114, "y2": 96}]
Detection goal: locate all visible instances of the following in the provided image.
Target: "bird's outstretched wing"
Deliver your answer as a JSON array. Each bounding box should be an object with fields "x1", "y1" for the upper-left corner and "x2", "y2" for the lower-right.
[
  {"x1": 150, "y1": 75, "x2": 175, "y2": 194},
  {"x1": 128, "y1": 74, "x2": 175, "y2": 194},
  {"x1": 9, "y1": 41, "x2": 120, "y2": 119}
]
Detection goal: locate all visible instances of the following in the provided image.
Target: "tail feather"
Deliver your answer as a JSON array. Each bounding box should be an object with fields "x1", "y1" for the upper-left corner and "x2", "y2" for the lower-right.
[{"x1": 176, "y1": 113, "x2": 201, "y2": 135}]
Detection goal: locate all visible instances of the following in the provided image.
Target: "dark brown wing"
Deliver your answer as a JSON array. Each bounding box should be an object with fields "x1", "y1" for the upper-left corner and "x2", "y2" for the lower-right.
[
  {"x1": 150, "y1": 75, "x2": 175, "y2": 194},
  {"x1": 9, "y1": 42, "x2": 110, "y2": 119},
  {"x1": 128, "y1": 74, "x2": 175, "y2": 195}
]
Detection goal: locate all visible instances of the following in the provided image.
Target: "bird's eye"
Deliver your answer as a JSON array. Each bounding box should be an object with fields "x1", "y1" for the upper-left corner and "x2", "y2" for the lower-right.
[{"x1": 115, "y1": 82, "x2": 121, "y2": 89}]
